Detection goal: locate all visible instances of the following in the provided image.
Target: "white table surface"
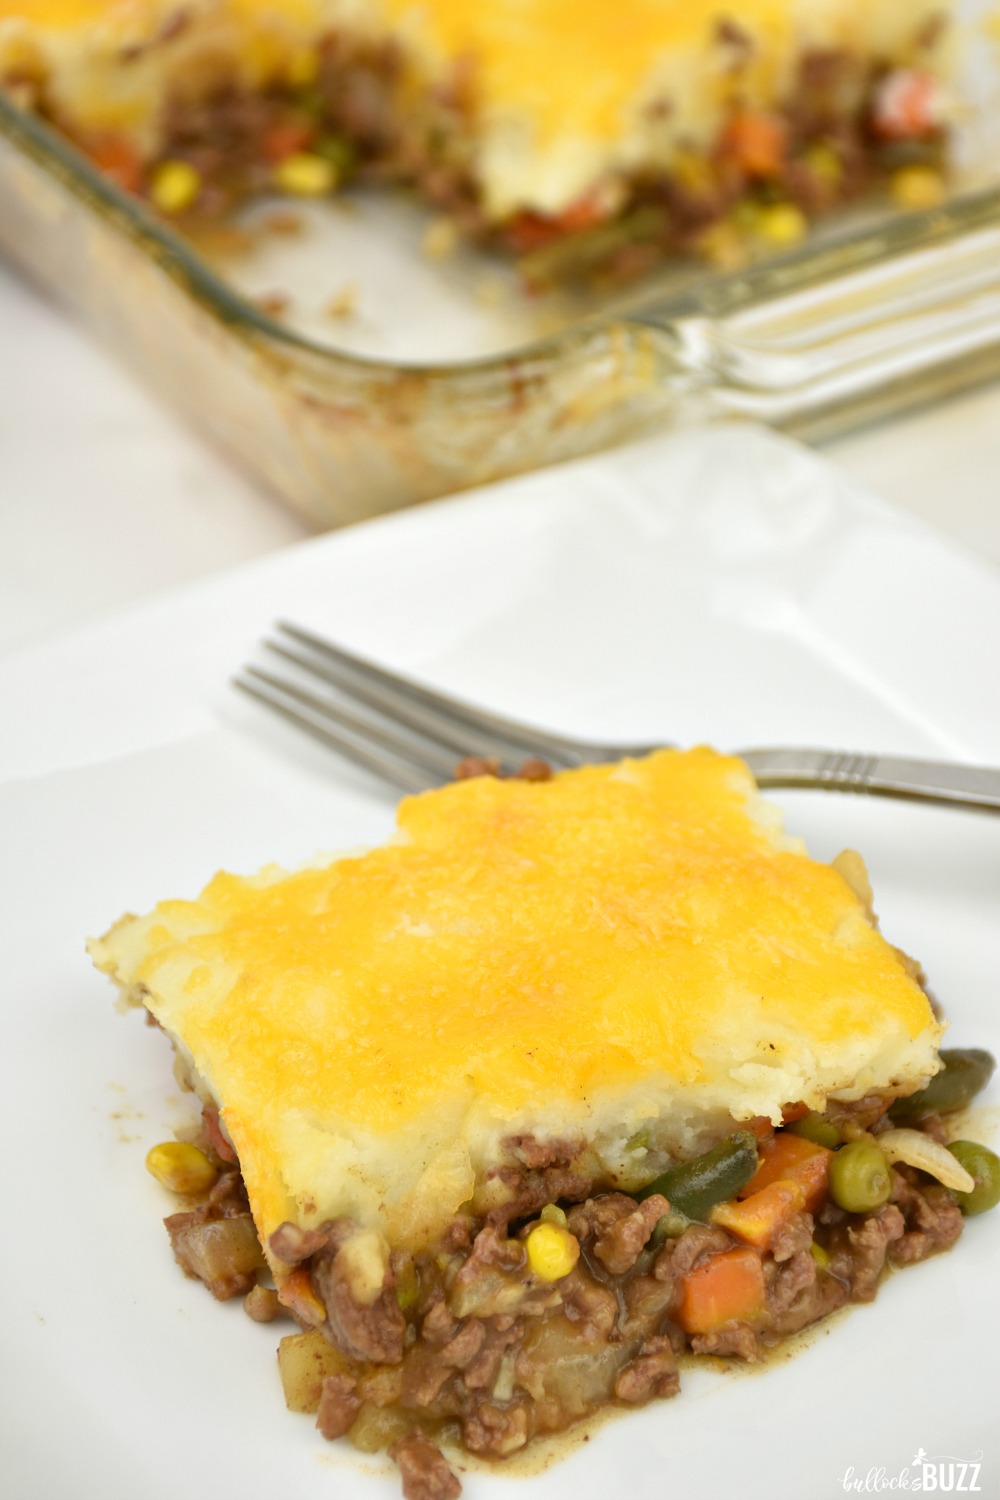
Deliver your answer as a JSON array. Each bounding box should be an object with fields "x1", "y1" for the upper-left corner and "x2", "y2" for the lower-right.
[{"x1": 4, "y1": 252, "x2": 1000, "y2": 656}]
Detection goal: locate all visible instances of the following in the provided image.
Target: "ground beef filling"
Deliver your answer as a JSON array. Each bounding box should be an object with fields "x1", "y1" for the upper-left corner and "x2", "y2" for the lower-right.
[
  {"x1": 160, "y1": 1108, "x2": 965, "y2": 1498},
  {"x1": 9, "y1": 28, "x2": 947, "y2": 288}
]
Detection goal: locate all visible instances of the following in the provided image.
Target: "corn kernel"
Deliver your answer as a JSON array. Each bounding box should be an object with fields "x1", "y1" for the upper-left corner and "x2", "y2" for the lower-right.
[
  {"x1": 286, "y1": 47, "x2": 319, "y2": 88},
  {"x1": 697, "y1": 221, "x2": 747, "y2": 271},
  {"x1": 754, "y1": 202, "x2": 808, "y2": 248},
  {"x1": 473, "y1": 274, "x2": 506, "y2": 308},
  {"x1": 325, "y1": 284, "x2": 358, "y2": 320},
  {"x1": 274, "y1": 152, "x2": 337, "y2": 197},
  {"x1": 809, "y1": 1240, "x2": 831, "y2": 1272},
  {"x1": 150, "y1": 159, "x2": 201, "y2": 215},
  {"x1": 890, "y1": 165, "x2": 946, "y2": 211},
  {"x1": 145, "y1": 1140, "x2": 218, "y2": 1196},
  {"x1": 421, "y1": 216, "x2": 459, "y2": 262},
  {"x1": 673, "y1": 150, "x2": 714, "y2": 196},
  {"x1": 525, "y1": 1221, "x2": 580, "y2": 1282},
  {"x1": 804, "y1": 143, "x2": 843, "y2": 189}
]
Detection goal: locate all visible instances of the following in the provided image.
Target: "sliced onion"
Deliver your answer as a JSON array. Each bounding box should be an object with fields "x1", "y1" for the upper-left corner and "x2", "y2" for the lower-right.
[{"x1": 877, "y1": 1128, "x2": 974, "y2": 1193}]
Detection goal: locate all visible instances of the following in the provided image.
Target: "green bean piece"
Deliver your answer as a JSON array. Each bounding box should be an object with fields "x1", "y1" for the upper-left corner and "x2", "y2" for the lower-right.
[
  {"x1": 809, "y1": 1240, "x2": 831, "y2": 1272},
  {"x1": 315, "y1": 135, "x2": 358, "y2": 175},
  {"x1": 517, "y1": 205, "x2": 668, "y2": 288},
  {"x1": 637, "y1": 1132, "x2": 759, "y2": 1222},
  {"x1": 394, "y1": 1258, "x2": 420, "y2": 1311},
  {"x1": 889, "y1": 1048, "x2": 995, "y2": 1122},
  {"x1": 947, "y1": 1141, "x2": 1000, "y2": 1216},
  {"x1": 828, "y1": 1139, "x2": 893, "y2": 1213},
  {"x1": 788, "y1": 1113, "x2": 841, "y2": 1149}
]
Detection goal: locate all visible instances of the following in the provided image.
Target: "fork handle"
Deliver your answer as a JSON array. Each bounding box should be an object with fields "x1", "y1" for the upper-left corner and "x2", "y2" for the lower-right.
[{"x1": 739, "y1": 749, "x2": 1000, "y2": 812}]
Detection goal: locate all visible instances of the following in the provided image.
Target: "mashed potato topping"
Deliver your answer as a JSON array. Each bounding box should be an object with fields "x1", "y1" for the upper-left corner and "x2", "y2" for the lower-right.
[{"x1": 90, "y1": 748, "x2": 941, "y2": 1257}]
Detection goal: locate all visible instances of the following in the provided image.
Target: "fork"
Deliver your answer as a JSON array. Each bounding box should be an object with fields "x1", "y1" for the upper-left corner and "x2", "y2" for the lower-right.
[{"x1": 233, "y1": 622, "x2": 1000, "y2": 811}]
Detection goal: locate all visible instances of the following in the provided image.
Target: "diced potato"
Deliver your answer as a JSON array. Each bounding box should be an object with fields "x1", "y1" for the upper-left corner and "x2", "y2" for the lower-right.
[
  {"x1": 450, "y1": 1263, "x2": 529, "y2": 1319},
  {"x1": 348, "y1": 1402, "x2": 413, "y2": 1454},
  {"x1": 518, "y1": 1313, "x2": 629, "y2": 1421},
  {"x1": 277, "y1": 1329, "x2": 350, "y2": 1414},
  {"x1": 359, "y1": 1366, "x2": 404, "y2": 1407},
  {"x1": 171, "y1": 1215, "x2": 265, "y2": 1299}
]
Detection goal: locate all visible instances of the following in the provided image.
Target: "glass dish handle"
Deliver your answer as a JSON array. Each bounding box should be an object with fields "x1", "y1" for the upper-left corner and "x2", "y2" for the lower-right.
[{"x1": 631, "y1": 194, "x2": 1000, "y2": 441}]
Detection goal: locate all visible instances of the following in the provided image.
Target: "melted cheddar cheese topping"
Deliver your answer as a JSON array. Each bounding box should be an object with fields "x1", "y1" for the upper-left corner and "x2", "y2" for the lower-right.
[
  {"x1": 0, "y1": 0, "x2": 320, "y2": 23},
  {"x1": 0, "y1": 0, "x2": 110, "y2": 21},
  {"x1": 108, "y1": 749, "x2": 933, "y2": 1133},
  {"x1": 380, "y1": 0, "x2": 795, "y2": 145}
]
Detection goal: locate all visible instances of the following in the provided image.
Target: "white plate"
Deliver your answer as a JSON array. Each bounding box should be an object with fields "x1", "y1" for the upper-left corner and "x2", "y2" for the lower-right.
[{"x1": 2, "y1": 424, "x2": 998, "y2": 1500}]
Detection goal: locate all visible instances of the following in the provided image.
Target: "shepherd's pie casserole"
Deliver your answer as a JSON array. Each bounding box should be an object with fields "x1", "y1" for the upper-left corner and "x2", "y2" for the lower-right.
[
  {"x1": 2, "y1": 1, "x2": 955, "y2": 283},
  {"x1": 89, "y1": 748, "x2": 999, "y2": 1496}
]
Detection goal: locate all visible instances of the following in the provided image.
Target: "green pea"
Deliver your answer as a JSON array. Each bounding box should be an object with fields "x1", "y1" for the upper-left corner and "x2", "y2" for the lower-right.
[
  {"x1": 890, "y1": 1048, "x2": 995, "y2": 1122},
  {"x1": 947, "y1": 1141, "x2": 1000, "y2": 1216},
  {"x1": 788, "y1": 1112, "x2": 841, "y2": 1149},
  {"x1": 637, "y1": 1132, "x2": 759, "y2": 1223},
  {"x1": 651, "y1": 1207, "x2": 691, "y2": 1245},
  {"x1": 829, "y1": 1139, "x2": 893, "y2": 1213}
]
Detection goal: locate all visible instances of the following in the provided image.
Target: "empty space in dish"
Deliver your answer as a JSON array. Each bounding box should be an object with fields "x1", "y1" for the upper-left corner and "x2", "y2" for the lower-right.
[{"x1": 184, "y1": 0, "x2": 1000, "y2": 364}]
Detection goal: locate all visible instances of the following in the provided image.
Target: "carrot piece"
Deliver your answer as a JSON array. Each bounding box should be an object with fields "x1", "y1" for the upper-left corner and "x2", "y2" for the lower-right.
[
  {"x1": 710, "y1": 1179, "x2": 805, "y2": 1250},
  {"x1": 744, "y1": 1116, "x2": 775, "y2": 1142},
  {"x1": 506, "y1": 192, "x2": 609, "y2": 254},
  {"x1": 677, "y1": 1247, "x2": 765, "y2": 1334},
  {"x1": 203, "y1": 1104, "x2": 238, "y2": 1164},
  {"x1": 261, "y1": 118, "x2": 317, "y2": 164},
  {"x1": 505, "y1": 210, "x2": 558, "y2": 254},
  {"x1": 88, "y1": 134, "x2": 144, "y2": 194},
  {"x1": 720, "y1": 112, "x2": 786, "y2": 178},
  {"x1": 738, "y1": 1132, "x2": 832, "y2": 1213},
  {"x1": 780, "y1": 1102, "x2": 810, "y2": 1124},
  {"x1": 277, "y1": 1267, "x2": 327, "y2": 1327},
  {"x1": 557, "y1": 192, "x2": 609, "y2": 233},
  {"x1": 872, "y1": 70, "x2": 941, "y2": 141}
]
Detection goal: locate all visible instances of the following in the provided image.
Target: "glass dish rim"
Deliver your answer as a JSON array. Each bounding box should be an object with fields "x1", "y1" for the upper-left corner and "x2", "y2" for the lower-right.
[{"x1": 7, "y1": 87, "x2": 1000, "y2": 380}]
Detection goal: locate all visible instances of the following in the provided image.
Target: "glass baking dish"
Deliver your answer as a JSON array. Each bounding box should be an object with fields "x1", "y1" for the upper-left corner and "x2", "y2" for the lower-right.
[{"x1": 4, "y1": 1, "x2": 1000, "y2": 528}]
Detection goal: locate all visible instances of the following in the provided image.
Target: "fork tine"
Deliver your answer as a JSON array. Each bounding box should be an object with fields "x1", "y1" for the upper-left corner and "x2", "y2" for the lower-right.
[
  {"x1": 233, "y1": 667, "x2": 446, "y2": 795},
  {"x1": 275, "y1": 621, "x2": 586, "y2": 769},
  {"x1": 264, "y1": 637, "x2": 525, "y2": 773},
  {"x1": 242, "y1": 663, "x2": 459, "y2": 780}
]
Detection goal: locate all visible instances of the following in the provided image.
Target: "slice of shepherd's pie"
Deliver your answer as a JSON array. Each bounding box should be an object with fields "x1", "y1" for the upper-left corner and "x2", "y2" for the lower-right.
[
  {"x1": 89, "y1": 748, "x2": 997, "y2": 1497},
  {"x1": 2, "y1": 0, "x2": 955, "y2": 284}
]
